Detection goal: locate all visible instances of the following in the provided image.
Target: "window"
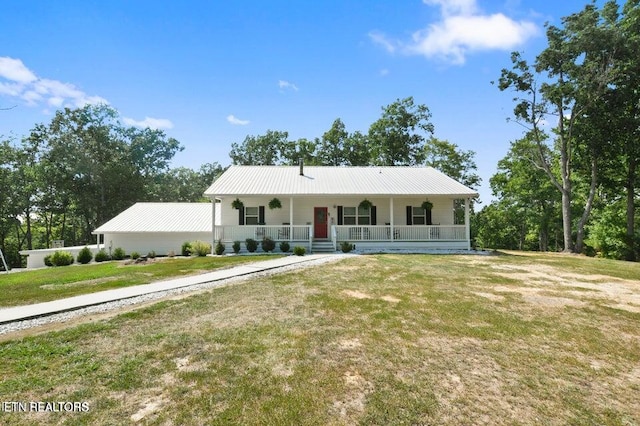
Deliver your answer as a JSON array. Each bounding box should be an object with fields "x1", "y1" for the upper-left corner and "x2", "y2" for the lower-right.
[
  {"x1": 343, "y1": 207, "x2": 357, "y2": 225},
  {"x1": 412, "y1": 207, "x2": 426, "y2": 225},
  {"x1": 358, "y1": 205, "x2": 370, "y2": 225},
  {"x1": 453, "y1": 199, "x2": 465, "y2": 225},
  {"x1": 245, "y1": 207, "x2": 259, "y2": 225},
  {"x1": 407, "y1": 205, "x2": 432, "y2": 225},
  {"x1": 341, "y1": 206, "x2": 373, "y2": 225}
]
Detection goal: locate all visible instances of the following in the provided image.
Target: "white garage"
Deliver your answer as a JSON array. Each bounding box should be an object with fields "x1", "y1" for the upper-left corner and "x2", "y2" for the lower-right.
[{"x1": 92, "y1": 202, "x2": 218, "y2": 256}]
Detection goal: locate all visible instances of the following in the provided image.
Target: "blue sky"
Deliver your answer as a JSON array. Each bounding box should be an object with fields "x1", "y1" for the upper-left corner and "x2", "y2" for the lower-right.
[{"x1": 0, "y1": 0, "x2": 604, "y2": 204}]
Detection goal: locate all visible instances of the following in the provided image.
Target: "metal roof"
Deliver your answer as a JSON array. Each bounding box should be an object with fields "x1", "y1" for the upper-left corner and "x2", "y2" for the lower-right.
[
  {"x1": 204, "y1": 166, "x2": 478, "y2": 197},
  {"x1": 93, "y1": 203, "x2": 214, "y2": 234}
]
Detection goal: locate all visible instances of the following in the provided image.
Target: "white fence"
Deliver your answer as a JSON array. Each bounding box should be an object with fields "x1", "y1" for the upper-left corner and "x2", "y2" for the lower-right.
[
  {"x1": 333, "y1": 225, "x2": 466, "y2": 241},
  {"x1": 215, "y1": 225, "x2": 312, "y2": 242}
]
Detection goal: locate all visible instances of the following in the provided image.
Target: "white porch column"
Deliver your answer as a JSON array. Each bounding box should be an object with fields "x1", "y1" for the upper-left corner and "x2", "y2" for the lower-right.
[
  {"x1": 389, "y1": 197, "x2": 394, "y2": 241},
  {"x1": 211, "y1": 196, "x2": 217, "y2": 254},
  {"x1": 289, "y1": 197, "x2": 293, "y2": 241},
  {"x1": 465, "y1": 197, "x2": 471, "y2": 250}
]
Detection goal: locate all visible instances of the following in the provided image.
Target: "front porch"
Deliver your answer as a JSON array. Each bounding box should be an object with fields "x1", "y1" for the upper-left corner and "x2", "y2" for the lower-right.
[
  {"x1": 213, "y1": 223, "x2": 470, "y2": 252},
  {"x1": 210, "y1": 194, "x2": 473, "y2": 253}
]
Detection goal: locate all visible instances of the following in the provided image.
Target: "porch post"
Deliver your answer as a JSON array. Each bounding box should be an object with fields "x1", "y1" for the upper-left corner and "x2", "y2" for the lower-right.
[
  {"x1": 465, "y1": 197, "x2": 471, "y2": 250},
  {"x1": 389, "y1": 197, "x2": 394, "y2": 241},
  {"x1": 289, "y1": 197, "x2": 293, "y2": 241},
  {"x1": 211, "y1": 196, "x2": 217, "y2": 254}
]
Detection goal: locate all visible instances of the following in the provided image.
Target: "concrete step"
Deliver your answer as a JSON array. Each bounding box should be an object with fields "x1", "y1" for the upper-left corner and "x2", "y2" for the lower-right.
[{"x1": 311, "y1": 241, "x2": 335, "y2": 253}]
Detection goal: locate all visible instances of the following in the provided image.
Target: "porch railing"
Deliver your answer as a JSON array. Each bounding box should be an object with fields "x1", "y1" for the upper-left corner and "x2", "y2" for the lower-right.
[
  {"x1": 215, "y1": 225, "x2": 312, "y2": 242},
  {"x1": 333, "y1": 225, "x2": 466, "y2": 241}
]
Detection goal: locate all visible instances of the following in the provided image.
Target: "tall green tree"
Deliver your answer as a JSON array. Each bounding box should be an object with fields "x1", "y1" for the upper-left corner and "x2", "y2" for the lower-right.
[
  {"x1": 229, "y1": 130, "x2": 290, "y2": 165},
  {"x1": 318, "y1": 118, "x2": 349, "y2": 165},
  {"x1": 498, "y1": 1, "x2": 626, "y2": 253},
  {"x1": 489, "y1": 136, "x2": 561, "y2": 251},
  {"x1": 368, "y1": 97, "x2": 434, "y2": 166},
  {"x1": 424, "y1": 137, "x2": 480, "y2": 191},
  {"x1": 343, "y1": 131, "x2": 370, "y2": 166}
]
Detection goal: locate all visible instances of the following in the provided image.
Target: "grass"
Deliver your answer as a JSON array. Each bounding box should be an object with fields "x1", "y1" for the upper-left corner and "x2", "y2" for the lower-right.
[
  {"x1": 1, "y1": 252, "x2": 639, "y2": 424},
  {"x1": 0, "y1": 255, "x2": 281, "y2": 306}
]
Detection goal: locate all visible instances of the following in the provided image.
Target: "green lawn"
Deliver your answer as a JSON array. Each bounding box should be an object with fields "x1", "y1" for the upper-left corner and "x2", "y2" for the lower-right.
[
  {"x1": 0, "y1": 255, "x2": 281, "y2": 307},
  {"x1": 1, "y1": 252, "x2": 639, "y2": 425}
]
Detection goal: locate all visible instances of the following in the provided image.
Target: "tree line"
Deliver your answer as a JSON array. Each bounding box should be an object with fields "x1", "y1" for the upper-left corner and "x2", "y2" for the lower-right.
[
  {"x1": 0, "y1": 105, "x2": 223, "y2": 267},
  {"x1": 475, "y1": 0, "x2": 640, "y2": 261},
  {"x1": 0, "y1": 98, "x2": 478, "y2": 268}
]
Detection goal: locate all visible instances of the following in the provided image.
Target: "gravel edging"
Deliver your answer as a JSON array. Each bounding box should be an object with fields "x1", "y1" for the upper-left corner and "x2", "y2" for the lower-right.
[{"x1": 0, "y1": 255, "x2": 348, "y2": 336}]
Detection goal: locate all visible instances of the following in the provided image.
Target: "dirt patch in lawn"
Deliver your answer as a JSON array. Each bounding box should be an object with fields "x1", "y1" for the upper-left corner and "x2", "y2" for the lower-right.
[
  {"x1": 488, "y1": 262, "x2": 640, "y2": 313},
  {"x1": 342, "y1": 290, "x2": 373, "y2": 299}
]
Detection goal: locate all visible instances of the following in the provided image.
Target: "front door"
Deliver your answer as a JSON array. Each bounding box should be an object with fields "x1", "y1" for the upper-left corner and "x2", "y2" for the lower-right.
[{"x1": 314, "y1": 207, "x2": 328, "y2": 239}]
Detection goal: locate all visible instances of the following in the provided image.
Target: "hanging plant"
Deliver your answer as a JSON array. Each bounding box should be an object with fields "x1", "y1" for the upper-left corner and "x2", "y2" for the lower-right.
[
  {"x1": 231, "y1": 198, "x2": 244, "y2": 210},
  {"x1": 358, "y1": 199, "x2": 373, "y2": 210},
  {"x1": 268, "y1": 197, "x2": 282, "y2": 209},
  {"x1": 421, "y1": 200, "x2": 433, "y2": 211}
]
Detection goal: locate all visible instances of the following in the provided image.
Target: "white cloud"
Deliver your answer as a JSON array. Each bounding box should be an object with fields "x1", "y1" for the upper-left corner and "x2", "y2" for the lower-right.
[
  {"x1": 379, "y1": 68, "x2": 390, "y2": 77},
  {"x1": 371, "y1": 0, "x2": 539, "y2": 65},
  {"x1": 226, "y1": 114, "x2": 250, "y2": 126},
  {"x1": 278, "y1": 80, "x2": 299, "y2": 92},
  {"x1": 122, "y1": 116, "x2": 174, "y2": 130},
  {"x1": 0, "y1": 56, "x2": 109, "y2": 108},
  {"x1": 368, "y1": 31, "x2": 397, "y2": 54},
  {"x1": 0, "y1": 57, "x2": 37, "y2": 83}
]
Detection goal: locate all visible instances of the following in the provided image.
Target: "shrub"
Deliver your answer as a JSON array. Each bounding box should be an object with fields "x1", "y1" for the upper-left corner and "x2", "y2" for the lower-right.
[
  {"x1": 293, "y1": 246, "x2": 306, "y2": 256},
  {"x1": 51, "y1": 250, "x2": 74, "y2": 266},
  {"x1": 77, "y1": 247, "x2": 93, "y2": 264},
  {"x1": 191, "y1": 240, "x2": 211, "y2": 257},
  {"x1": 44, "y1": 255, "x2": 53, "y2": 267},
  {"x1": 232, "y1": 241, "x2": 241, "y2": 254},
  {"x1": 181, "y1": 241, "x2": 192, "y2": 257},
  {"x1": 95, "y1": 250, "x2": 111, "y2": 262},
  {"x1": 261, "y1": 237, "x2": 276, "y2": 253},
  {"x1": 131, "y1": 251, "x2": 140, "y2": 260},
  {"x1": 340, "y1": 241, "x2": 354, "y2": 253},
  {"x1": 245, "y1": 238, "x2": 258, "y2": 253},
  {"x1": 112, "y1": 247, "x2": 126, "y2": 260},
  {"x1": 215, "y1": 240, "x2": 225, "y2": 255},
  {"x1": 167, "y1": 250, "x2": 176, "y2": 258},
  {"x1": 147, "y1": 250, "x2": 157, "y2": 259},
  {"x1": 279, "y1": 241, "x2": 290, "y2": 253}
]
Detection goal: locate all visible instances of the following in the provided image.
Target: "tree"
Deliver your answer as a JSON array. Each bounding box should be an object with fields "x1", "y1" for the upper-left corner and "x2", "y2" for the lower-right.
[
  {"x1": 424, "y1": 137, "x2": 481, "y2": 191},
  {"x1": 497, "y1": 1, "x2": 625, "y2": 253},
  {"x1": 368, "y1": 97, "x2": 434, "y2": 166},
  {"x1": 317, "y1": 118, "x2": 349, "y2": 165},
  {"x1": 229, "y1": 130, "x2": 290, "y2": 165},
  {"x1": 489, "y1": 136, "x2": 561, "y2": 251},
  {"x1": 343, "y1": 131, "x2": 370, "y2": 166}
]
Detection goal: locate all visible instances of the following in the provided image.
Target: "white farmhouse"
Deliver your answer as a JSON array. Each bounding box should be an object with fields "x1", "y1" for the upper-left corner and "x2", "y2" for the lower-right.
[
  {"x1": 20, "y1": 165, "x2": 478, "y2": 268},
  {"x1": 204, "y1": 165, "x2": 477, "y2": 252}
]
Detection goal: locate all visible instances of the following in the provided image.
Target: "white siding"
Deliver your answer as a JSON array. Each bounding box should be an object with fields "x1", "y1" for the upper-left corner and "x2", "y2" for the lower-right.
[
  {"x1": 103, "y1": 232, "x2": 212, "y2": 256},
  {"x1": 218, "y1": 196, "x2": 458, "y2": 227}
]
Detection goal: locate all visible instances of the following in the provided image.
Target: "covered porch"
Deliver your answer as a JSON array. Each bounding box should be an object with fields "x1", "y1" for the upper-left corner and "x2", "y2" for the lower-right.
[{"x1": 210, "y1": 195, "x2": 472, "y2": 252}]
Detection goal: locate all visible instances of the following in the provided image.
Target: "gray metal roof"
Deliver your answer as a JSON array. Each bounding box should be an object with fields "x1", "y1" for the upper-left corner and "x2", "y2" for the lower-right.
[
  {"x1": 93, "y1": 202, "x2": 214, "y2": 234},
  {"x1": 204, "y1": 166, "x2": 478, "y2": 197}
]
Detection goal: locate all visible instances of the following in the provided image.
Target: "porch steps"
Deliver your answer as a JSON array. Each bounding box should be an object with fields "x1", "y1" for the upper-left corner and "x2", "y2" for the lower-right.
[{"x1": 311, "y1": 240, "x2": 336, "y2": 253}]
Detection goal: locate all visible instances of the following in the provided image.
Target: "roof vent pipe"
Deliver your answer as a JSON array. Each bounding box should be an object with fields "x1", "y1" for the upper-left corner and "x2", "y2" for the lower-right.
[{"x1": 299, "y1": 159, "x2": 304, "y2": 176}]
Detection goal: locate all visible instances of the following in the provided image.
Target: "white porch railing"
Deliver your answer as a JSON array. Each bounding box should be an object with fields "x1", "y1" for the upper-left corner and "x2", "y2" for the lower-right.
[
  {"x1": 333, "y1": 225, "x2": 466, "y2": 241},
  {"x1": 215, "y1": 225, "x2": 312, "y2": 242}
]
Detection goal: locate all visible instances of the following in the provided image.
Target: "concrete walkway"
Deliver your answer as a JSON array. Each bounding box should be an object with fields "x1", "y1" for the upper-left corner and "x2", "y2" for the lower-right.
[{"x1": 0, "y1": 254, "x2": 338, "y2": 324}]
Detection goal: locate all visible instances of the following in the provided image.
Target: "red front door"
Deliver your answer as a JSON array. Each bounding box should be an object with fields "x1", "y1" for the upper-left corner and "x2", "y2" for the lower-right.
[{"x1": 314, "y1": 207, "x2": 328, "y2": 238}]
